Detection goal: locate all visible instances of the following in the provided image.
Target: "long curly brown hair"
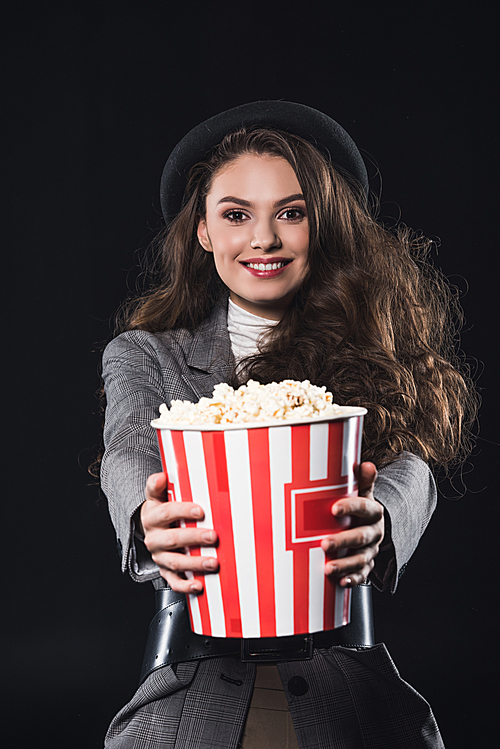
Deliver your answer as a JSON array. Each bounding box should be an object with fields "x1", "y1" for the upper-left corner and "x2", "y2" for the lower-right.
[{"x1": 113, "y1": 127, "x2": 477, "y2": 471}]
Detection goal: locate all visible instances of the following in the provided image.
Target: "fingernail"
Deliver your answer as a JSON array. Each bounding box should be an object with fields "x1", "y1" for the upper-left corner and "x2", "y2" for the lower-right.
[
  {"x1": 190, "y1": 582, "x2": 202, "y2": 593},
  {"x1": 333, "y1": 505, "x2": 344, "y2": 516},
  {"x1": 203, "y1": 558, "x2": 217, "y2": 570},
  {"x1": 329, "y1": 564, "x2": 338, "y2": 574},
  {"x1": 343, "y1": 577, "x2": 352, "y2": 587},
  {"x1": 202, "y1": 531, "x2": 215, "y2": 543},
  {"x1": 190, "y1": 506, "x2": 202, "y2": 518}
]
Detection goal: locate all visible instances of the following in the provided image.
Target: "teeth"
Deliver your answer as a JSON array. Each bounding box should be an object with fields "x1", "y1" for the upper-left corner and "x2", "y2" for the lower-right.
[{"x1": 246, "y1": 261, "x2": 286, "y2": 270}]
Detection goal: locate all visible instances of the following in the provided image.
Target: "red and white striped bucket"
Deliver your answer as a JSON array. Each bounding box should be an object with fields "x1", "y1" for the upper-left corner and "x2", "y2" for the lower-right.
[{"x1": 154, "y1": 410, "x2": 366, "y2": 639}]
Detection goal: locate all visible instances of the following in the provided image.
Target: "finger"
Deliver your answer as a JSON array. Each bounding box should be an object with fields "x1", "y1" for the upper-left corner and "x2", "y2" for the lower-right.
[
  {"x1": 152, "y1": 549, "x2": 219, "y2": 576},
  {"x1": 326, "y1": 557, "x2": 375, "y2": 587},
  {"x1": 142, "y1": 499, "x2": 207, "y2": 531},
  {"x1": 321, "y1": 523, "x2": 383, "y2": 554},
  {"x1": 145, "y1": 526, "x2": 217, "y2": 553},
  {"x1": 326, "y1": 550, "x2": 377, "y2": 576},
  {"x1": 155, "y1": 552, "x2": 220, "y2": 594},
  {"x1": 331, "y1": 496, "x2": 383, "y2": 523},
  {"x1": 339, "y1": 565, "x2": 373, "y2": 588},
  {"x1": 163, "y1": 570, "x2": 204, "y2": 594}
]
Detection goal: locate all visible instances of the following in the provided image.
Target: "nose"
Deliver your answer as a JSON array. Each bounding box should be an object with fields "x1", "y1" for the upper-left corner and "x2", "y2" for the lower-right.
[{"x1": 250, "y1": 220, "x2": 282, "y2": 251}]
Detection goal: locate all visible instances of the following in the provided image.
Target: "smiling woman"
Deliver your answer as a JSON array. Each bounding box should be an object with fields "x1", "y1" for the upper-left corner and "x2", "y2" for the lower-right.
[
  {"x1": 98, "y1": 101, "x2": 475, "y2": 748},
  {"x1": 196, "y1": 154, "x2": 309, "y2": 319}
]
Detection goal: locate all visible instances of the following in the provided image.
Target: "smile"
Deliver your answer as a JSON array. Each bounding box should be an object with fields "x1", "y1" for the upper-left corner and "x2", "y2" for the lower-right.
[
  {"x1": 243, "y1": 261, "x2": 288, "y2": 270},
  {"x1": 240, "y1": 258, "x2": 293, "y2": 278}
]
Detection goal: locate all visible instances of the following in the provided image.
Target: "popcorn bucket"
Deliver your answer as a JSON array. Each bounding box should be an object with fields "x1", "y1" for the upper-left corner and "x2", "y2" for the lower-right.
[{"x1": 153, "y1": 411, "x2": 366, "y2": 638}]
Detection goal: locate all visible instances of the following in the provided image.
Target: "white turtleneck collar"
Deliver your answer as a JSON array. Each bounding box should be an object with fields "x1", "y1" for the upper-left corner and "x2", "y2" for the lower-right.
[{"x1": 227, "y1": 298, "x2": 278, "y2": 363}]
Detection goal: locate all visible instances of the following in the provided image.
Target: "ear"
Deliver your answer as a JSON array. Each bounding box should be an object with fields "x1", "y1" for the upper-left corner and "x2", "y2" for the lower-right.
[{"x1": 197, "y1": 218, "x2": 212, "y2": 252}]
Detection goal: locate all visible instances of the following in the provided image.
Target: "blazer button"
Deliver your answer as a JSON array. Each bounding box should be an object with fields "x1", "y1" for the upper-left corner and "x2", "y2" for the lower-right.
[{"x1": 287, "y1": 675, "x2": 308, "y2": 696}]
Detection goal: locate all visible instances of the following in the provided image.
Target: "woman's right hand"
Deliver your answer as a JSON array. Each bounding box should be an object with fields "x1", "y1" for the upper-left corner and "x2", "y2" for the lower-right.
[{"x1": 140, "y1": 472, "x2": 219, "y2": 593}]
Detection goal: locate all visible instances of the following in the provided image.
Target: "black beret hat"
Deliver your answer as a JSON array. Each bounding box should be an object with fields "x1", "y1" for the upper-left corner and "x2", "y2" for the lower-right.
[{"x1": 160, "y1": 100, "x2": 368, "y2": 224}]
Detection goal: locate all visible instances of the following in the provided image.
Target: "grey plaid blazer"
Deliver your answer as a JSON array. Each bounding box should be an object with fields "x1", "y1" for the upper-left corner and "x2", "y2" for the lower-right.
[{"x1": 101, "y1": 301, "x2": 444, "y2": 748}]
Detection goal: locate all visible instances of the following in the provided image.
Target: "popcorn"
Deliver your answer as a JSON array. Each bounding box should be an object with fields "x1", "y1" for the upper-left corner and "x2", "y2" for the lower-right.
[{"x1": 154, "y1": 379, "x2": 357, "y2": 425}]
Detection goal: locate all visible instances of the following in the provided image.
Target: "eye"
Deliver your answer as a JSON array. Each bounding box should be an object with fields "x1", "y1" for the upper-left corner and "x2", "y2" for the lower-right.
[
  {"x1": 279, "y1": 207, "x2": 306, "y2": 221},
  {"x1": 222, "y1": 210, "x2": 249, "y2": 223}
]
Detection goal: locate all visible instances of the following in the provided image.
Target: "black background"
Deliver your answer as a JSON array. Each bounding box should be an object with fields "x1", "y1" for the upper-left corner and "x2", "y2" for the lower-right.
[{"x1": 4, "y1": 2, "x2": 498, "y2": 746}]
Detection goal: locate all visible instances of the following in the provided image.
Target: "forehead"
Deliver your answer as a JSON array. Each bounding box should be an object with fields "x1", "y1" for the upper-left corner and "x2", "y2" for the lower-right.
[{"x1": 207, "y1": 153, "x2": 301, "y2": 199}]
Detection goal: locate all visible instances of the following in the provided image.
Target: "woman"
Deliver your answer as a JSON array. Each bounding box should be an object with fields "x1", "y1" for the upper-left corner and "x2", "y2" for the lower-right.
[{"x1": 100, "y1": 101, "x2": 474, "y2": 748}]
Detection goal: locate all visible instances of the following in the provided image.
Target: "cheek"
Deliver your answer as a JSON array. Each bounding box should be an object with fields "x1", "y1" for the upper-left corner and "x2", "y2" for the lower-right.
[
  {"x1": 300, "y1": 226, "x2": 310, "y2": 250},
  {"x1": 285, "y1": 225, "x2": 309, "y2": 253},
  {"x1": 213, "y1": 231, "x2": 245, "y2": 260}
]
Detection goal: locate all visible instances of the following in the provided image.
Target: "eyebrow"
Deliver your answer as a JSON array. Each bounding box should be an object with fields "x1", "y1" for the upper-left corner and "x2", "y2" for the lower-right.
[{"x1": 216, "y1": 193, "x2": 305, "y2": 208}]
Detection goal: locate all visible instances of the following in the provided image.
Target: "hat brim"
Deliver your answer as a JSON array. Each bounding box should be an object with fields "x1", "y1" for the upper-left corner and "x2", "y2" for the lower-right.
[{"x1": 160, "y1": 100, "x2": 368, "y2": 224}]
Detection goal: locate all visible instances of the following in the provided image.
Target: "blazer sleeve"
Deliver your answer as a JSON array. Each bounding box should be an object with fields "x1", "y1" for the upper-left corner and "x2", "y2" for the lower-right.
[
  {"x1": 370, "y1": 452, "x2": 437, "y2": 592},
  {"x1": 100, "y1": 332, "x2": 172, "y2": 583}
]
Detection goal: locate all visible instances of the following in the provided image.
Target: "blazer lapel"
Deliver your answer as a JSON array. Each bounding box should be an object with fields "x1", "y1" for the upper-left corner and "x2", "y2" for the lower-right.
[
  {"x1": 183, "y1": 300, "x2": 234, "y2": 399},
  {"x1": 181, "y1": 371, "x2": 231, "y2": 401}
]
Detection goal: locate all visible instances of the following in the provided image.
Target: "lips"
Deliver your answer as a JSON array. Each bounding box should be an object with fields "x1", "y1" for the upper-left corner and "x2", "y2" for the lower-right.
[{"x1": 240, "y1": 257, "x2": 293, "y2": 277}]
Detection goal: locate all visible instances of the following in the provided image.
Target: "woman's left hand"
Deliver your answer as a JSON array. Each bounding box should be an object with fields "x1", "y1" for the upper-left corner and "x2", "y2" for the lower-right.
[{"x1": 321, "y1": 462, "x2": 384, "y2": 587}]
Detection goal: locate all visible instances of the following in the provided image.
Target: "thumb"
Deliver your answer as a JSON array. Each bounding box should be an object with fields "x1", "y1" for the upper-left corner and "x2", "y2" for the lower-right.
[
  {"x1": 146, "y1": 472, "x2": 168, "y2": 501},
  {"x1": 357, "y1": 461, "x2": 377, "y2": 495}
]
